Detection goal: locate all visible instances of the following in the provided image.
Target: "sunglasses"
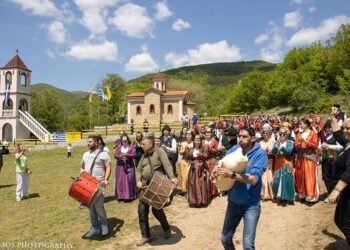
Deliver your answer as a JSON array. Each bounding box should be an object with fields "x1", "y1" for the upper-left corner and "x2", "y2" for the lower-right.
[{"x1": 279, "y1": 133, "x2": 286, "y2": 136}]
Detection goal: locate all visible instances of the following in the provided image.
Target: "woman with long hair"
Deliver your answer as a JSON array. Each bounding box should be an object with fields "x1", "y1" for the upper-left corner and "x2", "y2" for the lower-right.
[
  {"x1": 177, "y1": 131, "x2": 194, "y2": 195},
  {"x1": 187, "y1": 135, "x2": 210, "y2": 206},
  {"x1": 114, "y1": 135, "x2": 137, "y2": 201},
  {"x1": 272, "y1": 127, "x2": 295, "y2": 206},
  {"x1": 294, "y1": 118, "x2": 319, "y2": 204},
  {"x1": 259, "y1": 124, "x2": 275, "y2": 201}
]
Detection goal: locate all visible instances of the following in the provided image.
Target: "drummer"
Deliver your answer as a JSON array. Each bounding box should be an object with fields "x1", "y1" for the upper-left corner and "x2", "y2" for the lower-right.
[
  {"x1": 80, "y1": 135, "x2": 111, "y2": 239},
  {"x1": 135, "y1": 136, "x2": 178, "y2": 247}
]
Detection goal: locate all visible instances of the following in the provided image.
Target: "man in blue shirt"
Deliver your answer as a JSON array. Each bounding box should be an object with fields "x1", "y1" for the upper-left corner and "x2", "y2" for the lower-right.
[{"x1": 214, "y1": 126, "x2": 267, "y2": 250}]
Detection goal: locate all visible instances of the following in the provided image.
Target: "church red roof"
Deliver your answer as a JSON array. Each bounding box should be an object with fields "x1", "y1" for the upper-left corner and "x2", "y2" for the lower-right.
[
  {"x1": 152, "y1": 73, "x2": 166, "y2": 81},
  {"x1": 127, "y1": 89, "x2": 188, "y2": 97},
  {"x1": 1, "y1": 54, "x2": 31, "y2": 72}
]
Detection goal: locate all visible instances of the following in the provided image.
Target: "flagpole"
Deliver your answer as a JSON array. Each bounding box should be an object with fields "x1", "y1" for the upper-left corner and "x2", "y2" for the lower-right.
[
  {"x1": 90, "y1": 104, "x2": 92, "y2": 131},
  {"x1": 105, "y1": 102, "x2": 108, "y2": 136}
]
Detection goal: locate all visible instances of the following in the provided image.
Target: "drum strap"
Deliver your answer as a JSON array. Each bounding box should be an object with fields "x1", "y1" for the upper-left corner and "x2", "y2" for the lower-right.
[
  {"x1": 147, "y1": 155, "x2": 155, "y2": 175},
  {"x1": 89, "y1": 150, "x2": 102, "y2": 175}
]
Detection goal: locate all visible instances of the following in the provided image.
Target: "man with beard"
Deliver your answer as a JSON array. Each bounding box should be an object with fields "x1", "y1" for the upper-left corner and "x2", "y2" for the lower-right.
[
  {"x1": 213, "y1": 126, "x2": 267, "y2": 250},
  {"x1": 81, "y1": 135, "x2": 111, "y2": 239}
]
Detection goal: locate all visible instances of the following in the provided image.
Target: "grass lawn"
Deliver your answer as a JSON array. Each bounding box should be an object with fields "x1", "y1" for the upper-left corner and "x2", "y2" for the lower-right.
[{"x1": 0, "y1": 142, "x2": 146, "y2": 249}]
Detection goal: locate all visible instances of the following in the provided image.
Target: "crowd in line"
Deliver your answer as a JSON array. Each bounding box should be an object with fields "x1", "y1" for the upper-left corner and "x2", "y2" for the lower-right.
[{"x1": 13, "y1": 103, "x2": 349, "y2": 248}]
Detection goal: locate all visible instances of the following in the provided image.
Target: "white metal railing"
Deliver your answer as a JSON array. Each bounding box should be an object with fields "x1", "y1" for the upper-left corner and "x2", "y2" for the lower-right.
[{"x1": 18, "y1": 110, "x2": 52, "y2": 142}]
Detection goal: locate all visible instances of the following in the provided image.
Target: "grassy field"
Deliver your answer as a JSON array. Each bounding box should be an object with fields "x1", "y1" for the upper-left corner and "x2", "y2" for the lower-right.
[{"x1": 0, "y1": 142, "x2": 147, "y2": 249}]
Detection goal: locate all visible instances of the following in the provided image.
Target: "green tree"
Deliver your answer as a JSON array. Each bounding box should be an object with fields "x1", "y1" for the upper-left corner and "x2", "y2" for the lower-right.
[{"x1": 31, "y1": 91, "x2": 65, "y2": 132}]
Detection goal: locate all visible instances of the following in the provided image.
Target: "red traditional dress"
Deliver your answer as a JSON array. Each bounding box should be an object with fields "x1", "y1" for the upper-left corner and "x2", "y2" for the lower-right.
[
  {"x1": 203, "y1": 138, "x2": 218, "y2": 197},
  {"x1": 294, "y1": 129, "x2": 319, "y2": 202}
]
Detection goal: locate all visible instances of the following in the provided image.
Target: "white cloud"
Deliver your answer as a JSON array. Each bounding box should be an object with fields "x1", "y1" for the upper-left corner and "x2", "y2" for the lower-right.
[
  {"x1": 292, "y1": 0, "x2": 304, "y2": 4},
  {"x1": 286, "y1": 15, "x2": 350, "y2": 47},
  {"x1": 165, "y1": 40, "x2": 241, "y2": 68},
  {"x1": 260, "y1": 48, "x2": 282, "y2": 63},
  {"x1": 256, "y1": 21, "x2": 284, "y2": 62},
  {"x1": 64, "y1": 40, "x2": 118, "y2": 61},
  {"x1": 125, "y1": 52, "x2": 159, "y2": 73},
  {"x1": 284, "y1": 11, "x2": 302, "y2": 28},
  {"x1": 47, "y1": 21, "x2": 66, "y2": 44},
  {"x1": 109, "y1": 3, "x2": 154, "y2": 38},
  {"x1": 154, "y1": 1, "x2": 172, "y2": 21},
  {"x1": 9, "y1": 0, "x2": 61, "y2": 17},
  {"x1": 172, "y1": 19, "x2": 191, "y2": 31},
  {"x1": 255, "y1": 34, "x2": 269, "y2": 44},
  {"x1": 308, "y1": 6, "x2": 316, "y2": 13},
  {"x1": 47, "y1": 50, "x2": 55, "y2": 58},
  {"x1": 73, "y1": 0, "x2": 118, "y2": 37}
]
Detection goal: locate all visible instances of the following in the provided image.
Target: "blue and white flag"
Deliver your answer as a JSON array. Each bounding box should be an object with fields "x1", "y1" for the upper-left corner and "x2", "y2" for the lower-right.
[
  {"x1": 98, "y1": 88, "x2": 107, "y2": 102},
  {"x1": 4, "y1": 84, "x2": 10, "y2": 107}
]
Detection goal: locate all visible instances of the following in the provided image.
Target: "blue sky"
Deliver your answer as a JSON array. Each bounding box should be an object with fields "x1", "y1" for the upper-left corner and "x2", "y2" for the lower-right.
[{"x1": 0, "y1": 0, "x2": 349, "y2": 91}]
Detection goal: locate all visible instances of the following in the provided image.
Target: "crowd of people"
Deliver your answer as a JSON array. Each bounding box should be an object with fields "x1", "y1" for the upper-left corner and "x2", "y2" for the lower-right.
[{"x1": 12, "y1": 103, "x2": 348, "y2": 248}]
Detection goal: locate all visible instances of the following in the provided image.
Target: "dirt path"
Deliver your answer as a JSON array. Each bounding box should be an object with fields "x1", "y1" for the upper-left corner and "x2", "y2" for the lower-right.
[{"x1": 98, "y1": 191, "x2": 348, "y2": 250}]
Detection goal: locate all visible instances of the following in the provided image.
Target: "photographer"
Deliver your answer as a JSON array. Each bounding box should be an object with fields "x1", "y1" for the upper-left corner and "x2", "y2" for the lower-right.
[{"x1": 15, "y1": 144, "x2": 29, "y2": 201}]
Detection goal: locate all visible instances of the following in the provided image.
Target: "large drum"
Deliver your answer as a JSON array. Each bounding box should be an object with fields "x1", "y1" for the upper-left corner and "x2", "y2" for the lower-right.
[
  {"x1": 68, "y1": 172, "x2": 104, "y2": 208},
  {"x1": 140, "y1": 172, "x2": 174, "y2": 210}
]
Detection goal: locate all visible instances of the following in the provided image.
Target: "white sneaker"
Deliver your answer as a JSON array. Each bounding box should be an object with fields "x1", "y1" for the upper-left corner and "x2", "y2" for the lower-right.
[
  {"x1": 83, "y1": 227, "x2": 100, "y2": 239},
  {"x1": 16, "y1": 197, "x2": 21, "y2": 202},
  {"x1": 101, "y1": 224, "x2": 109, "y2": 236}
]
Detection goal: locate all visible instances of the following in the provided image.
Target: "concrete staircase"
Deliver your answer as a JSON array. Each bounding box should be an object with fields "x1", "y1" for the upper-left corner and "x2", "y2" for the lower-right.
[{"x1": 18, "y1": 110, "x2": 52, "y2": 142}]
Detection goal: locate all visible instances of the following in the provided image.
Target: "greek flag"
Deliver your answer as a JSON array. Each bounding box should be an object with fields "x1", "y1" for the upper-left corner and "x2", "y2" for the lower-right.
[
  {"x1": 4, "y1": 84, "x2": 10, "y2": 106},
  {"x1": 98, "y1": 88, "x2": 107, "y2": 101}
]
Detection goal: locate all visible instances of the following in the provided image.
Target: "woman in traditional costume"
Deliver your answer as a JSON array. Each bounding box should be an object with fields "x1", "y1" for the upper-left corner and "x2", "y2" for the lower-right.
[
  {"x1": 114, "y1": 135, "x2": 137, "y2": 201},
  {"x1": 294, "y1": 118, "x2": 319, "y2": 204},
  {"x1": 187, "y1": 135, "x2": 210, "y2": 206},
  {"x1": 177, "y1": 131, "x2": 194, "y2": 195},
  {"x1": 259, "y1": 124, "x2": 275, "y2": 201},
  {"x1": 203, "y1": 127, "x2": 219, "y2": 197},
  {"x1": 272, "y1": 127, "x2": 295, "y2": 206}
]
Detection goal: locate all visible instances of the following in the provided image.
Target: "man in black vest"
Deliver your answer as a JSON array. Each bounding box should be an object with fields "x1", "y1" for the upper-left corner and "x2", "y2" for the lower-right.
[
  {"x1": 161, "y1": 125, "x2": 178, "y2": 176},
  {"x1": 332, "y1": 104, "x2": 347, "y2": 127}
]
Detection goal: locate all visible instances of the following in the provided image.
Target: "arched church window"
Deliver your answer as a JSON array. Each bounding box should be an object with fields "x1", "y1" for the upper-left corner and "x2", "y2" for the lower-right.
[
  {"x1": 21, "y1": 73, "x2": 27, "y2": 86},
  {"x1": 136, "y1": 106, "x2": 142, "y2": 115},
  {"x1": 149, "y1": 104, "x2": 155, "y2": 114},
  {"x1": 167, "y1": 105, "x2": 173, "y2": 114},
  {"x1": 5, "y1": 72, "x2": 12, "y2": 84}
]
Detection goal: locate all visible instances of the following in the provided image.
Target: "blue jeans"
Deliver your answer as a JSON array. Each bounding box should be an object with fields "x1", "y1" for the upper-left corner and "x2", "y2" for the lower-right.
[
  {"x1": 89, "y1": 194, "x2": 107, "y2": 229},
  {"x1": 221, "y1": 201, "x2": 261, "y2": 250}
]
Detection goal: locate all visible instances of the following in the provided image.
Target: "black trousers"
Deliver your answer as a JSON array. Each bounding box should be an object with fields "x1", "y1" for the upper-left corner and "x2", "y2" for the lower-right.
[
  {"x1": 335, "y1": 192, "x2": 350, "y2": 246},
  {"x1": 138, "y1": 200, "x2": 170, "y2": 238}
]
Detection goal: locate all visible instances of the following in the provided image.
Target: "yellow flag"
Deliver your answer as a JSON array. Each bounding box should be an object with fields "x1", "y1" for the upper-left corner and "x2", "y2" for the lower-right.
[
  {"x1": 106, "y1": 86, "x2": 112, "y2": 101},
  {"x1": 89, "y1": 87, "x2": 93, "y2": 103}
]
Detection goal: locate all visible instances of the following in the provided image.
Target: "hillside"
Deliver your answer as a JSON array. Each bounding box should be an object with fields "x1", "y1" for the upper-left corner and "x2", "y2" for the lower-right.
[
  {"x1": 31, "y1": 83, "x2": 87, "y2": 109},
  {"x1": 31, "y1": 61, "x2": 276, "y2": 116},
  {"x1": 128, "y1": 60, "x2": 276, "y2": 86}
]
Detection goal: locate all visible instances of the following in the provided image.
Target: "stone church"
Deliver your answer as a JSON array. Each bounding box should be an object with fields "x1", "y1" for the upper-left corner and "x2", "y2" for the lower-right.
[{"x1": 126, "y1": 74, "x2": 196, "y2": 126}]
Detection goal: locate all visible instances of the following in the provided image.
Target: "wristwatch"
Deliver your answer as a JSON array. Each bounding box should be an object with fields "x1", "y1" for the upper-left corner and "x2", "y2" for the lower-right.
[{"x1": 231, "y1": 172, "x2": 237, "y2": 179}]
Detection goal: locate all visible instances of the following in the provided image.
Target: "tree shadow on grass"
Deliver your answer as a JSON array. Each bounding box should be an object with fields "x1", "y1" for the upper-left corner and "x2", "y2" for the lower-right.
[
  {"x1": 322, "y1": 229, "x2": 348, "y2": 249},
  {"x1": 0, "y1": 184, "x2": 15, "y2": 188},
  {"x1": 26, "y1": 193, "x2": 40, "y2": 199},
  {"x1": 148, "y1": 225, "x2": 185, "y2": 246}
]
